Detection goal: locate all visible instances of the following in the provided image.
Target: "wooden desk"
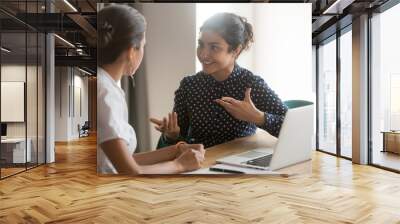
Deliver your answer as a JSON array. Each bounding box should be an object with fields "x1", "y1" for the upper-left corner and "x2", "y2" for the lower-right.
[
  {"x1": 197, "y1": 130, "x2": 312, "y2": 176},
  {"x1": 0, "y1": 138, "x2": 32, "y2": 165}
]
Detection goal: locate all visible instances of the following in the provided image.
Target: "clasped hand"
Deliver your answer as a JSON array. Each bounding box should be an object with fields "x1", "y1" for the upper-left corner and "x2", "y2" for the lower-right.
[
  {"x1": 174, "y1": 143, "x2": 205, "y2": 172},
  {"x1": 150, "y1": 113, "x2": 205, "y2": 172}
]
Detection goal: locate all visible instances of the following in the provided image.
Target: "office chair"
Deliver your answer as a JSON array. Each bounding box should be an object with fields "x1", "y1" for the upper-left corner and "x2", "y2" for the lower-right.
[
  {"x1": 284, "y1": 100, "x2": 313, "y2": 109},
  {"x1": 156, "y1": 126, "x2": 192, "y2": 149},
  {"x1": 79, "y1": 121, "x2": 90, "y2": 138}
]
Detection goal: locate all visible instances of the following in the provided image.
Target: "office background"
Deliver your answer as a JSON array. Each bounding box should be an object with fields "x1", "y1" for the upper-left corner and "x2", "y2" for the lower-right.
[
  {"x1": 1, "y1": 0, "x2": 399, "y2": 178},
  {"x1": 0, "y1": 1, "x2": 399, "y2": 222},
  {"x1": 314, "y1": 1, "x2": 400, "y2": 172},
  {"x1": 0, "y1": 2, "x2": 47, "y2": 178},
  {"x1": 0, "y1": 0, "x2": 97, "y2": 179}
]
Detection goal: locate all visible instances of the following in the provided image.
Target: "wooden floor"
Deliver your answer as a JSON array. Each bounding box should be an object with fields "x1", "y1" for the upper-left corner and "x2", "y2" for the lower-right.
[
  {"x1": 1, "y1": 163, "x2": 46, "y2": 178},
  {"x1": 373, "y1": 150, "x2": 400, "y2": 171},
  {"x1": 1, "y1": 167, "x2": 26, "y2": 178},
  {"x1": 1, "y1": 134, "x2": 400, "y2": 223}
]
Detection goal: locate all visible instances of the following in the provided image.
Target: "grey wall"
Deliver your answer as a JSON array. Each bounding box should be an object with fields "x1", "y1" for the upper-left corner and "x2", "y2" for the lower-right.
[{"x1": 129, "y1": 3, "x2": 197, "y2": 151}]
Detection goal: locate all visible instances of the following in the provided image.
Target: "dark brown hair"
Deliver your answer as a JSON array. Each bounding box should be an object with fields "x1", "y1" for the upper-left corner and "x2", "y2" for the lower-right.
[
  {"x1": 98, "y1": 5, "x2": 146, "y2": 66},
  {"x1": 200, "y1": 13, "x2": 254, "y2": 54}
]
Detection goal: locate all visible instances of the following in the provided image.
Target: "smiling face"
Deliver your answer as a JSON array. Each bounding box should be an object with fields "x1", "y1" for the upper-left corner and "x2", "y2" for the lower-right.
[{"x1": 197, "y1": 31, "x2": 241, "y2": 79}]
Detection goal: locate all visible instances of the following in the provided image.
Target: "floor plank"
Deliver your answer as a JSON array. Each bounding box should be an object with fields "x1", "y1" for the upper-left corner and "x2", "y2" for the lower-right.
[{"x1": 0, "y1": 134, "x2": 400, "y2": 223}]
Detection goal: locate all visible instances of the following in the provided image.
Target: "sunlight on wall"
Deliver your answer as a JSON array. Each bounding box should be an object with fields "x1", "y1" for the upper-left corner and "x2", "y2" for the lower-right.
[{"x1": 196, "y1": 3, "x2": 313, "y2": 102}]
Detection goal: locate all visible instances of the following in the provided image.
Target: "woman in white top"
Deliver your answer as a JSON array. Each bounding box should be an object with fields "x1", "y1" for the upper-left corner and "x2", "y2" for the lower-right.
[{"x1": 97, "y1": 5, "x2": 205, "y2": 175}]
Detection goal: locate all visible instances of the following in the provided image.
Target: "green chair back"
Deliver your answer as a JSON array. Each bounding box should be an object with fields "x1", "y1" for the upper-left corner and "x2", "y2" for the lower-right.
[
  {"x1": 284, "y1": 100, "x2": 313, "y2": 109},
  {"x1": 156, "y1": 136, "x2": 172, "y2": 149}
]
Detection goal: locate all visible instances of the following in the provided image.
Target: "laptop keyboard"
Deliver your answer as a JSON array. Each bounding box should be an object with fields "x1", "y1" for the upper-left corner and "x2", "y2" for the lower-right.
[{"x1": 245, "y1": 154, "x2": 272, "y2": 167}]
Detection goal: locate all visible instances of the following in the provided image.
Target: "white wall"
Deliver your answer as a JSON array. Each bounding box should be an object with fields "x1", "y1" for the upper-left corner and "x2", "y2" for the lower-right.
[
  {"x1": 1, "y1": 64, "x2": 46, "y2": 163},
  {"x1": 138, "y1": 3, "x2": 197, "y2": 150},
  {"x1": 1, "y1": 65, "x2": 38, "y2": 138},
  {"x1": 1, "y1": 65, "x2": 25, "y2": 126},
  {"x1": 54, "y1": 67, "x2": 89, "y2": 141},
  {"x1": 73, "y1": 74, "x2": 89, "y2": 137},
  {"x1": 55, "y1": 67, "x2": 69, "y2": 141},
  {"x1": 196, "y1": 4, "x2": 312, "y2": 102},
  {"x1": 254, "y1": 4, "x2": 312, "y2": 101}
]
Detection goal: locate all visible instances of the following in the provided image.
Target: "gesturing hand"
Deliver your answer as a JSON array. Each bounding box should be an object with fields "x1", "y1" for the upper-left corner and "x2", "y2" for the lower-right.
[
  {"x1": 215, "y1": 88, "x2": 265, "y2": 126},
  {"x1": 150, "y1": 112, "x2": 180, "y2": 141}
]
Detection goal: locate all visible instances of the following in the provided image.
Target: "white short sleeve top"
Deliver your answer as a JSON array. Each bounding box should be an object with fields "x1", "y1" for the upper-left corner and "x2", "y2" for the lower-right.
[{"x1": 97, "y1": 67, "x2": 137, "y2": 174}]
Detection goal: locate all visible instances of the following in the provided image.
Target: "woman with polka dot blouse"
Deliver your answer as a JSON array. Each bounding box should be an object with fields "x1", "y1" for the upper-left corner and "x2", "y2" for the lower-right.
[{"x1": 150, "y1": 12, "x2": 288, "y2": 148}]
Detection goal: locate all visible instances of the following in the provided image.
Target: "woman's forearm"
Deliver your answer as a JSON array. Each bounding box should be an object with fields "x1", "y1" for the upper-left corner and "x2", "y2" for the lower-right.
[
  {"x1": 101, "y1": 139, "x2": 183, "y2": 174},
  {"x1": 133, "y1": 145, "x2": 179, "y2": 165},
  {"x1": 253, "y1": 110, "x2": 266, "y2": 126},
  {"x1": 138, "y1": 160, "x2": 183, "y2": 174}
]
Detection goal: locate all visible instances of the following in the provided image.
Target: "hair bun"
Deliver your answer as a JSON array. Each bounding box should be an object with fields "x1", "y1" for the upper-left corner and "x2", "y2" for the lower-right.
[
  {"x1": 239, "y1": 16, "x2": 254, "y2": 51},
  {"x1": 99, "y1": 21, "x2": 114, "y2": 47}
]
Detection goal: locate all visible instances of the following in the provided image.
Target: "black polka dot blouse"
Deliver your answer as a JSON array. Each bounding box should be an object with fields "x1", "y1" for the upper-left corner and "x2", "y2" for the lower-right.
[{"x1": 171, "y1": 63, "x2": 288, "y2": 148}]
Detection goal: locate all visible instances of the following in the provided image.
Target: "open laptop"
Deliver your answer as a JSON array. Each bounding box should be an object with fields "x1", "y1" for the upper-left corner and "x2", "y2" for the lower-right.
[{"x1": 216, "y1": 104, "x2": 314, "y2": 171}]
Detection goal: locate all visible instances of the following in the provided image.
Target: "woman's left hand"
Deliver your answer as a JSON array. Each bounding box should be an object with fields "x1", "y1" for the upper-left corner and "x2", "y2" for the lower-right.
[
  {"x1": 215, "y1": 88, "x2": 265, "y2": 126},
  {"x1": 176, "y1": 143, "x2": 205, "y2": 160}
]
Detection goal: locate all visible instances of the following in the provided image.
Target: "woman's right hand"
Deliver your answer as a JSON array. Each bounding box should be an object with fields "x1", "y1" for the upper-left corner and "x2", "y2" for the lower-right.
[
  {"x1": 174, "y1": 144, "x2": 205, "y2": 172},
  {"x1": 150, "y1": 112, "x2": 180, "y2": 141}
]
